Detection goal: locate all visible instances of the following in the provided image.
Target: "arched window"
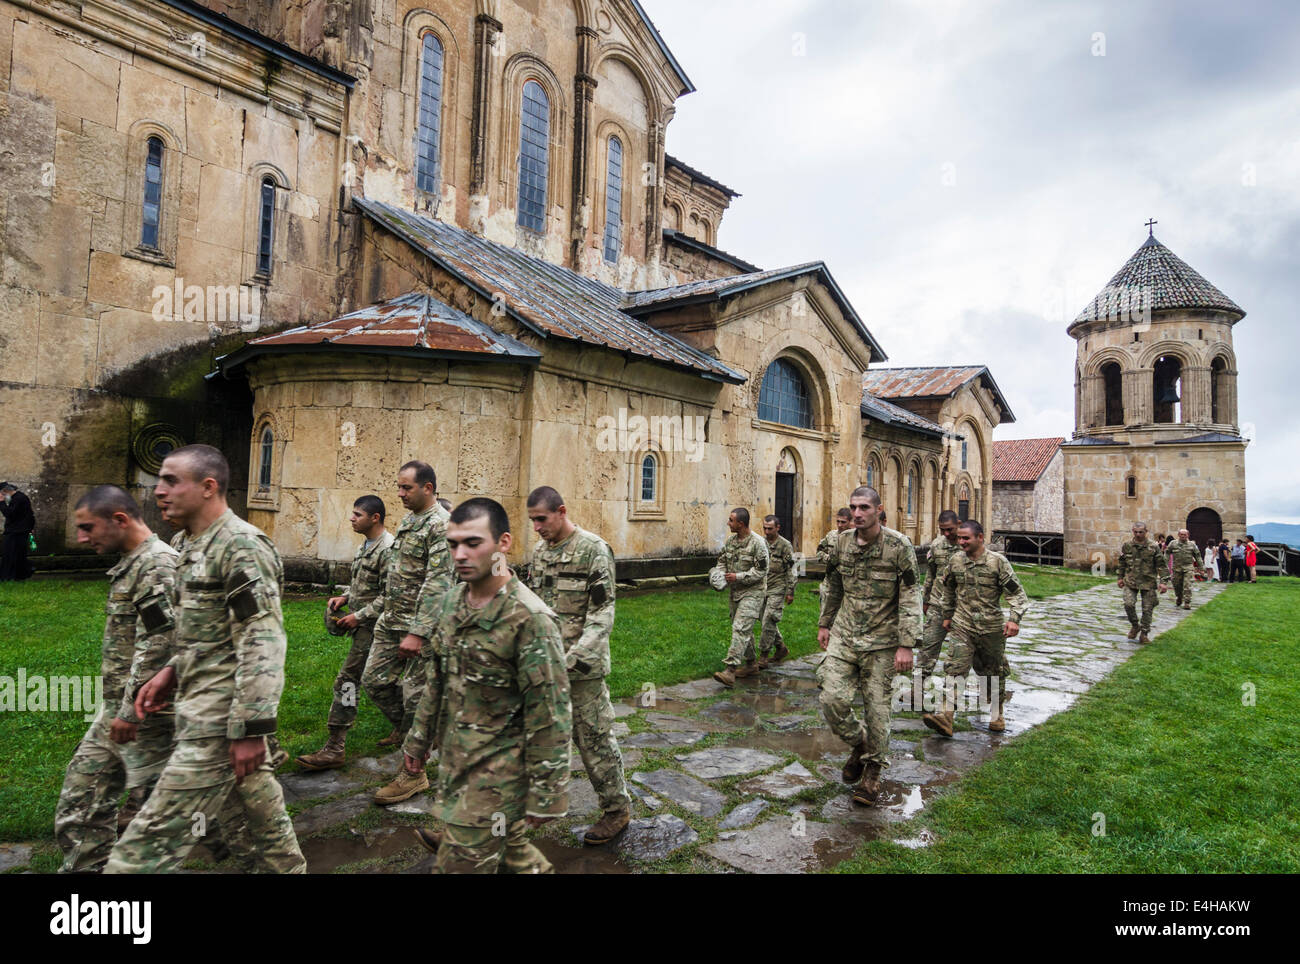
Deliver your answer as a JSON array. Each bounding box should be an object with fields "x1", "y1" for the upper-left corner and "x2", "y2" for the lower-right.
[
  {"x1": 416, "y1": 32, "x2": 443, "y2": 193},
  {"x1": 907, "y1": 469, "x2": 916, "y2": 516},
  {"x1": 958, "y1": 483, "x2": 970, "y2": 522},
  {"x1": 640, "y1": 452, "x2": 657, "y2": 502},
  {"x1": 256, "y1": 177, "x2": 276, "y2": 277},
  {"x1": 1153, "y1": 355, "x2": 1182, "y2": 423},
  {"x1": 1126, "y1": 474, "x2": 1137, "y2": 499},
  {"x1": 517, "y1": 80, "x2": 550, "y2": 233},
  {"x1": 603, "y1": 136, "x2": 623, "y2": 263},
  {"x1": 1102, "y1": 361, "x2": 1124, "y2": 425},
  {"x1": 1210, "y1": 357, "x2": 1226, "y2": 424},
  {"x1": 866, "y1": 456, "x2": 876, "y2": 490},
  {"x1": 758, "y1": 359, "x2": 813, "y2": 429},
  {"x1": 258, "y1": 427, "x2": 273, "y2": 488},
  {"x1": 141, "y1": 136, "x2": 164, "y2": 249}
]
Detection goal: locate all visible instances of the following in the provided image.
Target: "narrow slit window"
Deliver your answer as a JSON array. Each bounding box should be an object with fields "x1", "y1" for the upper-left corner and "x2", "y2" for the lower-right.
[
  {"x1": 640, "y1": 453, "x2": 656, "y2": 502},
  {"x1": 517, "y1": 80, "x2": 550, "y2": 233},
  {"x1": 603, "y1": 136, "x2": 623, "y2": 263},
  {"x1": 416, "y1": 33, "x2": 443, "y2": 193},
  {"x1": 257, "y1": 177, "x2": 275, "y2": 277},
  {"x1": 1126, "y1": 475, "x2": 1137, "y2": 498},
  {"x1": 141, "y1": 137, "x2": 164, "y2": 249},
  {"x1": 259, "y1": 428, "x2": 273, "y2": 488}
]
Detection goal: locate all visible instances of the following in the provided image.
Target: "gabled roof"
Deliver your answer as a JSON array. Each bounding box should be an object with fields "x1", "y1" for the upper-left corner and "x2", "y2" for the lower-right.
[
  {"x1": 628, "y1": 0, "x2": 695, "y2": 94},
  {"x1": 214, "y1": 292, "x2": 541, "y2": 375},
  {"x1": 626, "y1": 263, "x2": 888, "y2": 364},
  {"x1": 1070, "y1": 234, "x2": 1245, "y2": 332},
  {"x1": 354, "y1": 198, "x2": 745, "y2": 383},
  {"x1": 861, "y1": 392, "x2": 953, "y2": 439},
  {"x1": 861, "y1": 366, "x2": 1016, "y2": 423},
  {"x1": 993, "y1": 437, "x2": 1064, "y2": 482},
  {"x1": 664, "y1": 154, "x2": 740, "y2": 198}
]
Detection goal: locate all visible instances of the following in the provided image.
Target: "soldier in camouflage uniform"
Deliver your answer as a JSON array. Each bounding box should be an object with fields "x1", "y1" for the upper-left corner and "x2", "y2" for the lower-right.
[
  {"x1": 106, "y1": 445, "x2": 304, "y2": 873},
  {"x1": 54, "y1": 487, "x2": 178, "y2": 872},
  {"x1": 1167, "y1": 529, "x2": 1205, "y2": 610},
  {"x1": 817, "y1": 486, "x2": 920, "y2": 806},
  {"x1": 525, "y1": 486, "x2": 630, "y2": 846},
  {"x1": 297, "y1": 496, "x2": 395, "y2": 770},
  {"x1": 758, "y1": 515, "x2": 796, "y2": 667},
  {"x1": 403, "y1": 498, "x2": 571, "y2": 874},
  {"x1": 712, "y1": 508, "x2": 769, "y2": 687},
  {"x1": 917, "y1": 509, "x2": 962, "y2": 692},
  {"x1": 366, "y1": 461, "x2": 454, "y2": 806},
  {"x1": 816, "y1": 508, "x2": 852, "y2": 573},
  {"x1": 1115, "y1": 522, "x2": 1168, "y2": 643},
  {"x1": 926, "y1": 520, "x2": 1030, "y2": 736}
]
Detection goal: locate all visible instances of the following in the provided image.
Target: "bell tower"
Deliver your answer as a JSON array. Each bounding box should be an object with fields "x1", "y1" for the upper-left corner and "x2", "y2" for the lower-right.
[{"x1": 1062, "y1": 226, "x2": 1248, "y2": 567}]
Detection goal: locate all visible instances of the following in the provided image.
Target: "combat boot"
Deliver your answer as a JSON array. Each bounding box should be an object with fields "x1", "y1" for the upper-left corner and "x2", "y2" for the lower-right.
[
  {"x1": 852, "y1": 761, "x2": 882, "y2": 806},
  {"x1": 1127, "y1": 625, "x2": 1139, "y2": 640},
  {"x1": 377, "y1": 727, "x2": 405, "y2": 747},
  {"x1": 771, "y1": 643, "x2": 791, "y2": 663},
  {"x1": 987, "y1": 712, "x2": 1005, "y2": 732},
  {"x1": 374, "y1": 767, "x2": 429, "y2": 805},
  {"x1": 734, "y1": 660, "x2": 760, "y2": 678},
  {"x1": 584, "y1": 809, "x2": 631, "y2": 845},
  {"x1": 1182, "y1": 602, "x2": 1191, "y2": 610},
  {"x1": 412, "y1": 828, "x2": 443, "y2": 853},
  {"x1": 713, "y1": 667, "x2": 736, "y2": 688},
  {"x1": 1139, "y1": 632, "x2": 1150, "y2": 644},
  {"x1": 296, "y1": 728, "x2": 347, "y2": 771},
  {"x1": 841, "y1": 741, "x2": 868, "y2": 783},
  {"x1": 756, "y1": 654, "x2": 770, "y2": 669},
  {"x1": 922, "y1": 709, "x2": 954, "y2": 738}
]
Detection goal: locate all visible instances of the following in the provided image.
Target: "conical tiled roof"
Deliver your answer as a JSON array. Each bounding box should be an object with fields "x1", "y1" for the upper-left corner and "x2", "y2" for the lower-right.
[{"x1": 1070, "y1": 235, "x2": 1244, "y2": 330}]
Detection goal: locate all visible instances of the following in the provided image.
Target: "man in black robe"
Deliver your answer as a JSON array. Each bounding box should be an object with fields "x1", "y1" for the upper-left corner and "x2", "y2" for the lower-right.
[{"x1": 0, "y1": 482, "x2": 35, "y2": 581}]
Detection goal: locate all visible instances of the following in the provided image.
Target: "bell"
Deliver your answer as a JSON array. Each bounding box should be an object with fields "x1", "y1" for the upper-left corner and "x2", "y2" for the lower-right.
[{"x1": 1156, "y1": 383, "x2": 1180, "y2": 404}]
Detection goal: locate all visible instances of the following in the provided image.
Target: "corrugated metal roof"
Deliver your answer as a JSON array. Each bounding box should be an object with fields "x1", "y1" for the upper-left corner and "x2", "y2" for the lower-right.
[
  {"x1": 861, "y1": 391, "x2": 953, "y2": 438},
  {"x1": 993, "y1": 437, "x2": 1064, "y2": 482},
  {"x1": 861, "y1": 366, "x2": 1016, "y2": 422},
  {"x1": 354, "y1": 198, "x2": 746, "y2": 384},
  {"x1": 1070, "y1": 235, "x2": 1245, "y2": 331}
]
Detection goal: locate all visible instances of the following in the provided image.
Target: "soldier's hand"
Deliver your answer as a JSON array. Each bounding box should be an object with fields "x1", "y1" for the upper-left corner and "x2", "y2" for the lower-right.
[
  {"x1": 399, "y1": 633, "x2": 425, "y2": 658},
  {"x1": 785, "y1": 594, "x2": 794, "y2": 605},
  {"x1": 525, "y1": 815, "x2": 554, "y2": 829},
  {"x1": 942, "y1": 618, "x2": 951, "y2": 630},
  {"x1": 230, "y1": 736, "x2": 266, "y2": 783},
  {"x1": 1117, "y1": 578, "x2": 1125, "y2": 589},
  {"x1": 327, "y1": 595, "x2": 347, "y2": 612},
  {"x1": 817, "y1": 627, "x2": 830, "y2": 651},
  {"x1": 725, "y1": 572, "x2": 736, "y2": 584},
  {"x1": 136, "y1": 666, "x2": 177, "y2": 718},
  {"x1": 894, "y1": 647, "x2": 914, "y2": 674},
  {"x1": 1004, "y1": 621, "x2": 1020, "y2": 638},
  {"x1": 336, "y1": 612, "x2": 360, "y2": 631},
  {"x1": 109, "y1": 718, "x2": 138, "y2": 744}
]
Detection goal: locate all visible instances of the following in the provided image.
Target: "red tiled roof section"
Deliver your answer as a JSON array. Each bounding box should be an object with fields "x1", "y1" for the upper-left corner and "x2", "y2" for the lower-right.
[
  {"x1": 861, "y1": 366, "x2": 985, "y2": 399},
  {"x1": 993, "y1": 437, "x2": 1064, "y2": 482}
]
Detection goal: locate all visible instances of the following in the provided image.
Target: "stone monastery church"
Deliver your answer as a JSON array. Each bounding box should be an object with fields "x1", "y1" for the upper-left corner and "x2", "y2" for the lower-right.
[{"x1": 2, "y1": 0, "x2": 1022, "y2": 579}]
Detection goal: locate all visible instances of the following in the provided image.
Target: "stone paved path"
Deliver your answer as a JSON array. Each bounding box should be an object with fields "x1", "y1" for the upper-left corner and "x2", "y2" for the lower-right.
[{"x1": 2, "y1": 582, "x2": 1226, "y2": 874}]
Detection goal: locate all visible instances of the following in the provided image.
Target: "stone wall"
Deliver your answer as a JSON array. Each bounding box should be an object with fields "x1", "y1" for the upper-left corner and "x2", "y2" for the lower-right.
[{"x1": 1034, "y1": 447, "x2": 1064, "y2": 531}]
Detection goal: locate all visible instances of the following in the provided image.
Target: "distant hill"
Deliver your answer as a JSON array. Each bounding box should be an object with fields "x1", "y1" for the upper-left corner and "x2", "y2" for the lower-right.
[{"x1": 1248, "y1": 523, "x2": 1300, "y2": 549}]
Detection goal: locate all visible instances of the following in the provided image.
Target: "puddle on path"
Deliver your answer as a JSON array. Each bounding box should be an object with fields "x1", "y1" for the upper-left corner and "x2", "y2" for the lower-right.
[{"x1": 302, "y1": 827, "x2": 417, "y2": 873}]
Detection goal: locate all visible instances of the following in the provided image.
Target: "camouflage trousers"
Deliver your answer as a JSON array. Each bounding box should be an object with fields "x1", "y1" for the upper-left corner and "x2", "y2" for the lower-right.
[
  {"x1": 917, "y1": 609, "x2": 949, "y2": 681},
  {"x1": 435, "y1": 819, "x2": 553, "y2": 874},
  {"x1": 570, "y1": 677, "x2": 631, "y2": 814},
  {"x1": 1123, "y1": 587, "x2": 1158, "y2": 632},
  {"x1": 942, "y1": 629, "x2": 1007, "y2": 712},
  {"x1": 327, "y1": 624, "x2": 375, "y2": 730},
  {"x1": 724, "y1": 590, "x2": 764, "y2": 666},
  {"x1": 104, "y1": 737, "x2": 305, "y2": 874},
  {"x1": 54, "y1": 708, "x2": 174, "y2": 873},
  {"x1": 1171, "y1": 571, "x2": 1195, "y2": 607},
  {"x1": 363, "y1": 621, "x2": 432, "y2": 733},
  {"x1": 817, "y1": 640, "x2": 898, "y2": 767},
  {"x1": 758, "y1": 591, "x2": 788, "y2": 655}
]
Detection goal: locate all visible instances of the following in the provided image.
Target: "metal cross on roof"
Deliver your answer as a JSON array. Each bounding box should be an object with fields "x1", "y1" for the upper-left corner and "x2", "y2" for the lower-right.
[{"x1": 1145, "y1": 218, "x2": 1158, "y2": 236}]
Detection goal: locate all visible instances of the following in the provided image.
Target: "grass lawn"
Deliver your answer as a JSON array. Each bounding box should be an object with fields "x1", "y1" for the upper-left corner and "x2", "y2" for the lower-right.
[
  {"x1": 0, "y1": 561, "x2": 1106, "y2": 847},
  {"x1": 833, "y1": 578, "x2": 1300, "y2": 873}
]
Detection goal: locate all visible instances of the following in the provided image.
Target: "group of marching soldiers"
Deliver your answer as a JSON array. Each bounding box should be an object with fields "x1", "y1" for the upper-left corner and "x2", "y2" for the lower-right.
[{"x1": 54, "y1": 446, "x2": 1035, "y2": 873}]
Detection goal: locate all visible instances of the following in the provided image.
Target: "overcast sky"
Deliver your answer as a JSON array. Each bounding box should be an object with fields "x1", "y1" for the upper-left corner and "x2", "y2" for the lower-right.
[{"x1": 646, "y1": 0, "x2": 1300, "y2": 523}]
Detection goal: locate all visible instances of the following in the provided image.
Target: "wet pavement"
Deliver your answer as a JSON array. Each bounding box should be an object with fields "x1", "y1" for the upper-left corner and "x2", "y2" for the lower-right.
[{"x1": 1, "y1": 582, "x2": 1222, "y2": 874}]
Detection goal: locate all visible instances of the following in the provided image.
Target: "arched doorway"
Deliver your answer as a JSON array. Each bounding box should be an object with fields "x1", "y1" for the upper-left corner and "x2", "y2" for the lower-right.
[
  {"x1": 1186, "y1": 507, "x2": 1222, "y2": 554},
  {"x1": 775, "y1": 448, "x2": 800, "y2": 548}
]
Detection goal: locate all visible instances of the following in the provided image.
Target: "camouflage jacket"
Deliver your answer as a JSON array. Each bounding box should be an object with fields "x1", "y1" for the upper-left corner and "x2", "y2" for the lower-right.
[
  {"x1": 1115, "y1": 539, "x2": 1165, "y2": 590},
  {"x1": 939, "y1": 548, "x2": 1030, "y2": 636},
  {"x1": 342, "y1": 530, "x2": 395, "y2": 626},
  {"x1": 816, "y1": 528, "x2": 841, "y2": 570},
  {"x1": 104, "y1": 534, "x2": 179, "y2": 724},
  {"x1": 923, "y1": 535, "x2": 962, "y2": 609},
  {"x1": 365, "y1": 502, "x2": 453, "y2": 638},
  {"x1": 168, "y1": 509, "x2": 287, "y2": 741},
  {"x1": 1167, "y1": 540, "x2": 1204, "y2": 574},
  {"x1": 527, "y1": 525, "x2": 616, "y2": 680},
  {"x1": 765, "y1": 535, "x2": 796, "y2": 597},
  {"x1": 818, "y1": 526, "x2": 921, "y2": 650},
  {"x1": 403, "y1": 576, "x2": 571, "y2": 825},
  {"x1": 717, "y1": 531, "x2": 769, "y2": 597}
]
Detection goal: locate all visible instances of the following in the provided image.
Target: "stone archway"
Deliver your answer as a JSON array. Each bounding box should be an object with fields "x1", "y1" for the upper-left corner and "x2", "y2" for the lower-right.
[
  {"x1": 1186, "y1": 507, "x2": 1222, "y2": 554},
  {"x1": 775, "y1": 447, "x2": 801, "y2": 548}
]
